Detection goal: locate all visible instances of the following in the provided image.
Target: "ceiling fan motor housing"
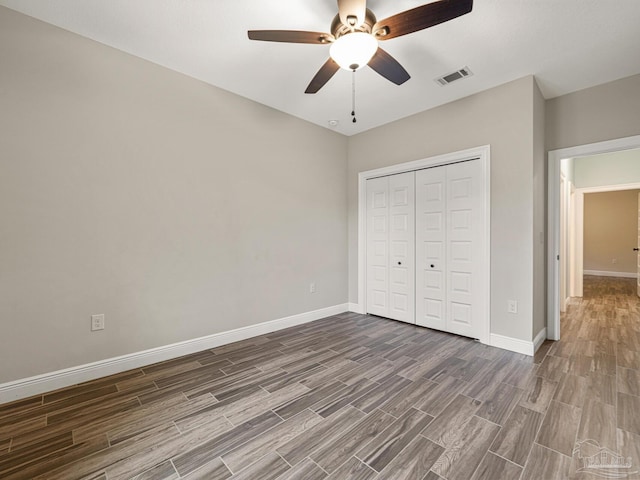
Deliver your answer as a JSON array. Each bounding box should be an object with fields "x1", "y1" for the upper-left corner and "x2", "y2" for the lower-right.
[{"x1": 331, "y1": 8, "x2": 377, "y2": 40}]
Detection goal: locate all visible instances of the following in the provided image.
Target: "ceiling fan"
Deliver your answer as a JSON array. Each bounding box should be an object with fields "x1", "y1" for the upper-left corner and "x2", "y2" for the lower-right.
[{"x1": 248, "y1": 0, "x2": 473, "y2": 94}]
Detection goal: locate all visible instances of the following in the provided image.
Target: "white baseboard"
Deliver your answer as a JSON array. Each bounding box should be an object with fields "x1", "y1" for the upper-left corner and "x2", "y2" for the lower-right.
[
  {"x1": 534, "y1": 327, "x2": 548, "y2": 352},
  {"x1": 584, "y1": 270, "x2": 637, "y2": 278},
  {"x1": 490, "y1": 333, "x2": 534, "y2": 356},
  {"x1": 348, "y1": 302, "x2": 365, "y2": 314},
  {"x1": 0, "y1": 303, "x2": 348, "y2": 405}
]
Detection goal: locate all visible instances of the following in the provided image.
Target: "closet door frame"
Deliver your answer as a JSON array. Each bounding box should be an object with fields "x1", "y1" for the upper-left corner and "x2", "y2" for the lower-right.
[{"x1": 356, "y1": 145, "x2": 491, "y2": 345}]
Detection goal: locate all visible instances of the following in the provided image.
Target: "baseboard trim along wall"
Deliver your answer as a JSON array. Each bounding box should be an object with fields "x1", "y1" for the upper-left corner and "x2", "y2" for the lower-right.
[
  {"x1": 534, "y1": 327, "x2": 548, "y2": 352},
  {"x1": 584, "y1": 270, "x2": 638, "y2": 278},
  {"x1": 348, "y1": 303, "x2": 364, "y2": 314},
  {"x1": 0, "y1": 304, "x2": 349, "y2": 405},
  {"x1": 490, "y1": 333, "x2": 537, "y2": 357}
]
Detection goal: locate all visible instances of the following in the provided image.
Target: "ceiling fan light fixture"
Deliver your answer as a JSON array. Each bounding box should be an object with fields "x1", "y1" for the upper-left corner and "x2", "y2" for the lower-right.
[{"x1": 330, "y1": 32, "x2": 378, "y2": 71}]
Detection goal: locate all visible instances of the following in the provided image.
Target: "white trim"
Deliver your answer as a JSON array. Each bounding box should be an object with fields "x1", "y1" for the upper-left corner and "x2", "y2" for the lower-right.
[
  {"x1": 584, "y1": 270, "x2": 638, "y2": 278},
  {"x1": 490, "y1": 333, "x2": 534, "y2": 356},
  {"x1": 0, "y1": 303, "x2": 348, "y2": 405},
  {"x1": 534, "y1": 327, "x2": 548, "y2": 353},
  {"x1": 348, "y1": 302, "x2": 364, "y2": 313},
  {"x1": 548, "y1": 134, "x2": 640, "y2": 341},
  {"x1": 357, "y1": 145, "x2": 491, "y2": 345}
]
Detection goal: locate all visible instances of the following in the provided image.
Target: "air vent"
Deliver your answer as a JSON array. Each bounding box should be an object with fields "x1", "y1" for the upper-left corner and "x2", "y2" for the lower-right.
[{"x1": 435, "y1": 67, "x2": 473, "y2": 86}]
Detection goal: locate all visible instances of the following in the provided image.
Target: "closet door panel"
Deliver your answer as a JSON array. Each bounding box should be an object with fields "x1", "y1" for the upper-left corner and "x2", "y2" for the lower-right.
[
  {"x1": 388, "y1": 172, "x2": 415, "y2": 323},
  {"x1": 415, "y1": 167, "x2": 446, "y2": 330},
  {"x1": 446, "y1": 159, "x2": 483, "y2": 339},
  {"x1": 366, "y1": 177, "x2": 389, "y2": 317}
]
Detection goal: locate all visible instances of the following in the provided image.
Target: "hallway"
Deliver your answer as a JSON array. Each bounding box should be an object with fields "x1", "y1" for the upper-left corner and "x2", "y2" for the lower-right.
[{"x1": 543, "y1": 275, "x2": 640, "y2": 478}]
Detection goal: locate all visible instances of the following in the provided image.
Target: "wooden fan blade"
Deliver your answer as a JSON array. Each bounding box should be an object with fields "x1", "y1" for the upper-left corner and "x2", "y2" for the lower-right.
[
  {"x1": 248, "y1": 30, "x2": 334, "y2": 44},
  {"x1": 338, "y1": 0, "x2": 367, "y2": 27},
  {"x1": 368, "y1": 48, "x2": 410, "y2": 85},
  {"x1": 373, "y1": 0, "x2": 473, "y2": 41},
  {"x1": 305, "y1": 58, "x2": 340, "y2": 94}
]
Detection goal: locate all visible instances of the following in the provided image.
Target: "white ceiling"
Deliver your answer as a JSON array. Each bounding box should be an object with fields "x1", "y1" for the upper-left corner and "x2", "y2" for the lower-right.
[{"x1": 2, "y1": 0, "x2": 640, "y2": 136}]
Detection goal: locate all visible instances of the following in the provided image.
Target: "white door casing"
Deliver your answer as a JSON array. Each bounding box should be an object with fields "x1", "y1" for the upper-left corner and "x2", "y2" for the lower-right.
[{"x1": 637, "y1": 192, "x2": 640, "y2": 297}]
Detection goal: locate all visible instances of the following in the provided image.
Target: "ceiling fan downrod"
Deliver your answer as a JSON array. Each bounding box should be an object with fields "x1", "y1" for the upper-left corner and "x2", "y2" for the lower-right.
[{"x1": 351, "y1": 69, "x2": 357, "y2": 123}]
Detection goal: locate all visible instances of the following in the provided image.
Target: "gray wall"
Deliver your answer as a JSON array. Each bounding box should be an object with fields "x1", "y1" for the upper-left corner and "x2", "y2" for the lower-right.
[
  {"x1": 546, "y1": 74, "x2": 640, "y2": 151},
  {"x1": 574, "y1": 149, "x2": 640, "y2": 188},
  {"x1": 0, "y1": 8, "x2": 348, "y2": 383},
  {"x1": 532, "y1": 81, "x2": 547, "y2": 338},
  {"x1": 348, "y1": 76, "x2": 539, "y2": 342}
]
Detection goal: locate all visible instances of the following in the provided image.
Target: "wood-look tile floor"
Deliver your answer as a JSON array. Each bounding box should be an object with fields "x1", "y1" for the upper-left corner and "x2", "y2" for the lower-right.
[{"x1": 1, "y1": 275, "x2": 639, "y2": 479}]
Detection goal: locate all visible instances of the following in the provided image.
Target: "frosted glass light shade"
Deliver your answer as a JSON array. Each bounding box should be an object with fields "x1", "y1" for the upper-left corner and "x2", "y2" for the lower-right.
[{"x1": 330, "y1": 32, "x2": 378, "y2": 71}]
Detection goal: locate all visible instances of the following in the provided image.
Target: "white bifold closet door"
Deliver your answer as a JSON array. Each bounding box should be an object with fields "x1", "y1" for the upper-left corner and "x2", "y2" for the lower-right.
[
  {"x1": 416, "y1": 159, "x2": 484, "y2": 339},
  {"x1": 366, "y1": 172, "x2": 415, "y2": 323}
]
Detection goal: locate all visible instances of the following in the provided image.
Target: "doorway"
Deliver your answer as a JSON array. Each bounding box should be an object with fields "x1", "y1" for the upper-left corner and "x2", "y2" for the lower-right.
[{"x1": 548, "y1": 135, "x2": 640, "y2": 340}]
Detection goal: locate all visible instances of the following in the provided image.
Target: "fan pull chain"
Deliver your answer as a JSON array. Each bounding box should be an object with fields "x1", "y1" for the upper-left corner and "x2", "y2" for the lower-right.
[{"x1": 351, "y1": 69, "x2": 357, "y2": 123}]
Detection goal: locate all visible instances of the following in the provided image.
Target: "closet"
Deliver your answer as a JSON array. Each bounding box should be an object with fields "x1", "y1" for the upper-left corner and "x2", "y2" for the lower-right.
[{"x1": 365, "y1": 159, "x2": 486, "y2": 340}]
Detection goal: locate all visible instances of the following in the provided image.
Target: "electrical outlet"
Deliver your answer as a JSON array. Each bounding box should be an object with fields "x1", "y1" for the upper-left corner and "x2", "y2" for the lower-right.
[
  {"x1": 612, "y1": 258, "x2": 617, "y2": 264},
  {"x1": 310, "y1": 282, "x2": 316, "y2": 293},
  {"x1": 91, "y1": 314, "x2": 105, "y2": 331},
  {"x1": 507, "y1": 300, "x2": 518, "y2": 314}
]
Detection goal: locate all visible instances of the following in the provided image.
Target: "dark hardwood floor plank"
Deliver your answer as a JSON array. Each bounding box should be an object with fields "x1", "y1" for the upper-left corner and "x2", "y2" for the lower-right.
[
  {"x1": 618, "y1": 366, "x2": 640, "y2": 397},
  {"x1": 130, "y1": 460, "x2": 179, "y2": 480},
  {"x1": 586, "y1": 371, "x2": 616, "y2": 406},
  {"x1": 470, "y1": 452, "x2": 522, "y2": 480},
  {"x1": 379, "y1": 377, "x2": 438, "y2": 418},
  {"x1": 357, "y1": 407, "x2": 433, "y2": 472},
  {"x1": 552, "y1": 373, "x2": 587, "y2": 407},
  {"x1": 311, "y1": 378, "x2": 376, "y2": 418},
  {"x1": 72, "y1": 394, "x2": 188, "y2": 444},
  {"x1": 326, "y1": 456, "x2": 377, "y2": 480},
  {"x1": 172, "y1": 411, "x2": 281, "y2": 477},
  {"x1": 475, "y1": 381, "x2": 523, "y2": 425},
  {"x1": 222, "y1": 408, "x2": 322, "y2": 473},
  {"x1": 311, "y1": 408, "x2": 395, "y2": 473},
  {"x1": 0, "y1": 396, "x2": 43, "y2": 418},
  {"x1": 227, "y1": 382, "x2": 310, "y2": 426},
  {"x1": 376, "y1": 435, "x2": 443, "y2": 480},
  {"x1": 2, "y1": 434, "x2": 110, "y2": 480},
  {"x1": 618, "y1": 392, "x2": 640, "y2": 435},
  {"x1": 413, "y1": 375, "x2": 468, "y2": 417},
  {"x1": 350, "y1": 374, "x2": 412, "y2": 414},
  {"x1": 180, "y1": 457, "x2": 231, "y2": 480},
  {"x1": 35, "y1": 424, "x2": 180, "y2": 480},
  {"x1": 228, "y1": 452, "x2": 290, "y2": 480},
  {"x1": 520, "y1": 443, "x2": 571, "y2": 480},
  {"x1": 489, "y1": 405, "x2": 543, "y2": 466},
  {"x1": 536, "y1": 400, "x2": 582, "y2": 457},
  {"x1": 518, "y1": 375, "x2": 557, "y2": 414},
  {"x1": 274, "y1": 381, "x2": 345, "y2": 420},
  {"x1": 43, "y1": 370, "x2": 144, "y2": 405},
  {"x1": 421, "y1": 393, "x2": 482, "y2": 447},
  {"x1": 277, "y1": 405, "x2": 365, "y2": 466},
  {"x1": 429, "y1": 415, "x2": 500, "y2": 480},
  {"x1": 617, "y1": 428, "x2": 640, "y2": 479},
  {"x1": 276, "y1": 457, "x2": 327, "y2": 480}
]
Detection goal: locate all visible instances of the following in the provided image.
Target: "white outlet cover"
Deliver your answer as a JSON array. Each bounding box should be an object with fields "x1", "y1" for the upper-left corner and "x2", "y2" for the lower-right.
[{"x1": 91, "y1": 314, "x2": 105, "y2": 331}]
